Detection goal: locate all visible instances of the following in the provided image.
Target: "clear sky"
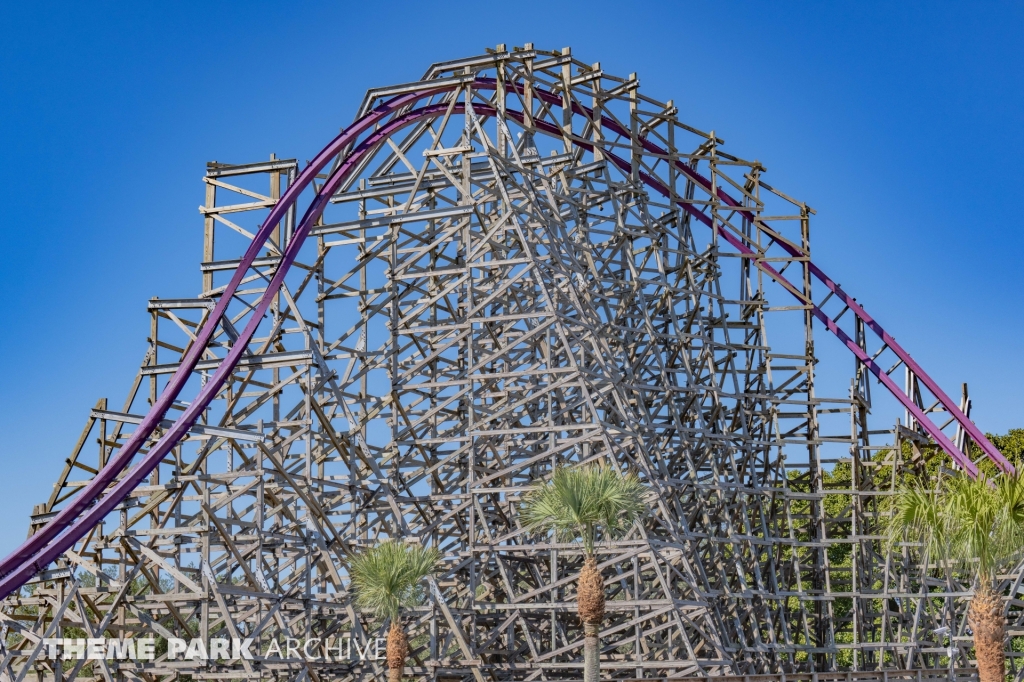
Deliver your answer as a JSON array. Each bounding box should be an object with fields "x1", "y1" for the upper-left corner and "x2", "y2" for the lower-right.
[{"x1": 1, "y1": 1, "x2": 1022, "y2": 551}]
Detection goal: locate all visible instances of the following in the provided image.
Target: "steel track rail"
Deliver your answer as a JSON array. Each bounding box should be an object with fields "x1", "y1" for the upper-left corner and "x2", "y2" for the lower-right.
[
  {"x1": 487, "y1": 77, "x2": 1011, "y2": 476},
  {"x1": 0, "y1": 77, "x2": 1005, "y2": 599}
]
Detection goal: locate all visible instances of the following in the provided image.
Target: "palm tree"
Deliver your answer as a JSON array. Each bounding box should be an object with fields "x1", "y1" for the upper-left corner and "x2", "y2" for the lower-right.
[
  {"x1": 348, "y1": 540, "x2": 441, "y2": 682},
  {"x1": 886, "y1": 472, "x2": 1024, "y2": 682},
  {"x1": 521, "y1": 464, "x2": 647, "y2": 682}
]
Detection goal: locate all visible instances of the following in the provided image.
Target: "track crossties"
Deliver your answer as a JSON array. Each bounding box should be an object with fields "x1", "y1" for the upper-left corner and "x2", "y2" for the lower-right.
[{"x1": 0, "y1": 46, "x2": 1015, "y2": 682}]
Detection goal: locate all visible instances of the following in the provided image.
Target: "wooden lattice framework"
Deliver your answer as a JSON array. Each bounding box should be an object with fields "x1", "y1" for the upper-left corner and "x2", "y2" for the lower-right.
[{"x1": 2, "y1": 45, "x2": 1022, "y2": 682}]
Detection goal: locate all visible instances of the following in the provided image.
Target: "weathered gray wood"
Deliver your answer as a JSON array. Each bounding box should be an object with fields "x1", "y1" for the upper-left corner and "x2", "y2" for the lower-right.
[{"x1": 2, "y1": 45, "x2": 1011, "y2": 682}]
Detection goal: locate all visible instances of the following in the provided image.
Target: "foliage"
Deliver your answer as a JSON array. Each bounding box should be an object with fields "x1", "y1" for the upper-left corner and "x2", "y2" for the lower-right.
[
  {"x1": 520, "y1": 464, "x2": 647, "y2": 555},
  {"x1": 886, "y1": 472, "x2": 1024, "y2": 583},
  {"x1": 779, "y1": 429, "x2": 1024, "y2": 668},
  {"x1": 349, "y1": 540, "x2": 440, "y2": 622}
]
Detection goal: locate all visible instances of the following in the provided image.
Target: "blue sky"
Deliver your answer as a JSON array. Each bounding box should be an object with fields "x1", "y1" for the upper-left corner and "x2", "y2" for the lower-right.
[{"x1": 1, "y1": 1, "x2": 1022, "y2": 551}]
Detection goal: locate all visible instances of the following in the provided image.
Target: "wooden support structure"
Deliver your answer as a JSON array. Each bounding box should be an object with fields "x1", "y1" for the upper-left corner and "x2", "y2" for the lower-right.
[{"x1": 2, "y1": 46, "x2": 1020, "y2": 682}]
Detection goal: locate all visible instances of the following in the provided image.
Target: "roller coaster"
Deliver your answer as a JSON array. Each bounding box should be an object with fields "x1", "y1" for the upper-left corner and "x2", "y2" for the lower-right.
[{"x1": 1, "y1": 46, "x2": 1020, "y2": 682}]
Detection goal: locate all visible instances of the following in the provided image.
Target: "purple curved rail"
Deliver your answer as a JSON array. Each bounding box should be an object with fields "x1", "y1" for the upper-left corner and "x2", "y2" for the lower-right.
[
  {"x1": 485, "y1": 77, "x2": 1012, "y2": 476},
  {"x1": 0, "y1": 77, "x2": 1007, "y2": 599},
  {"x1": 0, "y1": 93, "x2": 454, "y2": 598}
]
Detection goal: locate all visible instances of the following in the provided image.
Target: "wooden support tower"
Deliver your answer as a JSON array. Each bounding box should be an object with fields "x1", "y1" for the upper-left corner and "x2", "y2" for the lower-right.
[{"x1": 2, "y1": 46, "x2": 1020, "y2": 682}]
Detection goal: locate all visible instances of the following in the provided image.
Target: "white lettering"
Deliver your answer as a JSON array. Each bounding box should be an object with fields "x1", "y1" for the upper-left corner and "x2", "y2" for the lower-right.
[
  {"x1": 106, "y1": 639, "x2": 135, "y2": 660},
  {"x1": 233, "y1": 637, "x2": 254, "y2": 660},
  {"x1": 41, "y1": 634, "x2": 387, "y2": 663},
  {"x1": 87, "y1": 638, "x2": 105, "y2": 660},
  {"x1": 184, "y1": 638, "x2": 207, "y2": 661},
  {"x1": 324, "y1": 635, "x2": 346, "y2": 662},
  {"x1": 63, "y1": 639, "x2": 85, "y2": 660},
  {"x1": 137, "y1": 638, "x2": 155, "y2": 661},
  {"x1": 303, "y1": 637, "x2": 321, "y2": 659},
  {"x1": 352, "y1": 637, "x2": 375, "y2": 661},
  {"x1": 209, "y1": 638, "x2": 229, "y2": 660},
  {"x1": 167, "y1": 638, "x2": 187, "y2": 660}
]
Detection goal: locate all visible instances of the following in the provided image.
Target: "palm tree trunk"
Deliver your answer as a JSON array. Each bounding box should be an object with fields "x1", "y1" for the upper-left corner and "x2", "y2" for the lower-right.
[
  {"x1": 968, "y1": 580, "x2": 1005, "y2": 682},
  {"x1": 583, "y1": 622, "x2": 600, "y2": 682},
  {"x1": 578, "y1": 554, "x2": 605, "y2": 682},
  {"x1": 386, "y1": 620, "x2": 408, "y2": 682}
]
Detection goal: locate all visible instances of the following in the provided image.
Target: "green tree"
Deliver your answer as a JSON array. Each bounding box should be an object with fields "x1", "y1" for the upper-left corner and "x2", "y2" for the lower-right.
[
  {"x1": 348, "y1": 540, "x2": 440, "y2": 682},
  {"x1": 886, "y1": 472, "x2": 1024, "y2": 682},
  {"x1": 521, "y1": 464, "x2": 647, "y2": 682}
]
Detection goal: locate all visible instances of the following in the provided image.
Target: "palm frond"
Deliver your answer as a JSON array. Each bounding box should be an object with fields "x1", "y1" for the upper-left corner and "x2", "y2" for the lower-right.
[
  {"x1": 348, "y1": 540, "x2": 440, "y2": 621},
  {"x1": 887, "y1": 472, "x2": 1024, "y2": 584},
  {"x1": 993, "y1": 474, "x2": 1024, "y2": 565},
  {"x1": 521, "y1": 464, "x2": 648, "y2": 554},
  {"x1": 887, "y1": 486, "x2": 947, "y2": 562}
]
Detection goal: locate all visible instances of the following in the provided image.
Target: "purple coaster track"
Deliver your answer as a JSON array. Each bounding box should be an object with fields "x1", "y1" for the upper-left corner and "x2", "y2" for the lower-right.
[{"x1": 0, "y1": 77, "x2": 1008, "y2": 601}]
